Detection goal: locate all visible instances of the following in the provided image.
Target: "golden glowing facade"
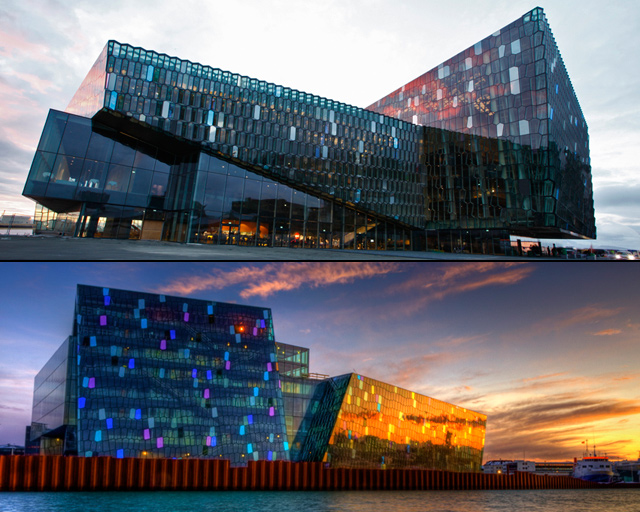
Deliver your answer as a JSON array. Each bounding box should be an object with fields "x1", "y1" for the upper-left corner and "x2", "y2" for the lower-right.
[{"x1": 294, "y1": 374, "x2": 486, "y2": 471}]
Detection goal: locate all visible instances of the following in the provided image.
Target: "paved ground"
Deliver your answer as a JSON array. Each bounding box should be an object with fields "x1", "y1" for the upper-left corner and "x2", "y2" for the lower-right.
[{"x1": 0, "y1": 235, "x2": 560, "y2": 261}]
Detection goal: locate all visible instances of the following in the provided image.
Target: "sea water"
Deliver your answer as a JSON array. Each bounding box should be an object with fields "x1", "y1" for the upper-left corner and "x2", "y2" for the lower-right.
[{"x1": 0, "y1": 489, "x2": 638, "y2": 512}]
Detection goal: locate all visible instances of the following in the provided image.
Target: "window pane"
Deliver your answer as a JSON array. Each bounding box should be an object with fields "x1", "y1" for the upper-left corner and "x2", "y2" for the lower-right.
[
  {"x1": 203, "y1": 173, "x2": 227, "y2": 212},
  {"x1": 149, "y1": 171, "x2": 169, "y2": 209},
  {"x1": 58, "y1": 116, "x2": 92, "y2": 158},
  {"x1": 126, "y1": 168, "x2": 153, "y2": 206},
  {"x1": 260, "y1": 181, "x2": 277, "y2": 218},
  {"x1": 110, "y1": 143, "x2": 136, "y2": 166},
  {"x1": 27, "y1": 151, "x2": 57, "y2": 183},
  {"x1": 291, "y1": 190, "x2": 305, "y2": 220},
  {"x1": 133, "y1": 143, "x2": 157, "y2": 170},
  {"x1": 242, "y1": 179, "x2": 261, "y2": 217},
  {"x1": 46, "y1": 155, "x2": 83, "y2": 199},
  {"x1": 85, "y1": 132, "x2": 115, "y2": 162},
  {"x1": 223, "y1": 176, "x2": 244, "y2": 215},
  {"x1": 276, "y1": 185, "x2": 292, "y2": 218},
  {"x1": 51, "y1": 155, "x2": 84, "y2": 183},
  {"x1": 228, "y1": 162, "x2": 247, "y2": 178},
  {"x1": 37, "y1": 111, "x2": 68, "y2": 154},
  {"x1": 208, "y1": 157, "x2": 228, "y2": 175},
  {"x1": 104, "y1": 164, "x2": 132, "y2": 205}
]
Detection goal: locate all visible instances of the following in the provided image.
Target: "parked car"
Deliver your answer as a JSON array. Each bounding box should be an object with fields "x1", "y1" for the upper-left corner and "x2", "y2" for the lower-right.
[{"x1": 615, "y1": 251, "x2": 636, "y2": 261}]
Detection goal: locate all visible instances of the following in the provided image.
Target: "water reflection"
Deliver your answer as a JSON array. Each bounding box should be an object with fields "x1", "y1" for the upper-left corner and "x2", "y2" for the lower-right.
[{"x1": 2, "y1": 490, "x2": 639, "y2": 512}]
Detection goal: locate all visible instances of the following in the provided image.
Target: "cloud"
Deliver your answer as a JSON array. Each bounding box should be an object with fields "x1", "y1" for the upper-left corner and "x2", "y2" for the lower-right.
[
  {"x1": 593, "y1": 329, "x2": 622, "y2": 336},
  {"x1": 613, "y1": 374, "x2": 639, "y2": 382},
  {"x1": 521, "y1": 372, "x2": 568, "y2": 383},
  {"x1": 433, "y1": 335, "x2": 485, "y2": 348},
  {"x1": 493, "y1": 398, "x2": 640, "y2": 429},
  {"x1": 525, "y1": 304, "x2": 624, "y2": 337},
  {"x1": 375, "y1": 263, "x2": 536, "y2": 318},
  {"x1": 0, "y1": 404, "x2": 24, "y2": 412},
  {"x1": 156, "y1": 262, "x2": 401, "y2": 298},
  {"x1": 388, "y1": 263, "x2": 534, "y2": 297},
  {"x1": 380, "y1": 353, "x2": 454, "y2": 390},
  {"x1": 483, "y1": 395, "x2": 640, "y2": 461}
]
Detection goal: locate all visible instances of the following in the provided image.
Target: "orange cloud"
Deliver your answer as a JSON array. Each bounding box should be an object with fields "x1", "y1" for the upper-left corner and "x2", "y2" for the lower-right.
[
  {"x1": 521, "y1": 372, "x2": 568, "y2": 383},
  {"x1": 382, "y1": 353, "x2": 454, "y2": 389},
  {"x1": 483, "y1": 395, "x2": 640, "y2": 461},
  {"x1": 378, "y1": 263, "x2": 536, "y2": 318},
  {"x1": 593, "y1": 329, "x2": 622, "y2": 336},
  {"x1": 387, "y1": 262, "x2": 532, "y2": 296},
  {"x1": 524, "y1": 304, "x2": 625, "y2": 337},
  {"x1": 156, "y1": 263, "x2": 401, "y2": 298}
]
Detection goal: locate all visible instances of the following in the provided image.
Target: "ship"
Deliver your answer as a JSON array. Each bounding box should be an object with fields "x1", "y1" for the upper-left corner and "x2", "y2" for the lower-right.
[{"x1": 572, "y1": 442, "x2": 617, "y2": 483}]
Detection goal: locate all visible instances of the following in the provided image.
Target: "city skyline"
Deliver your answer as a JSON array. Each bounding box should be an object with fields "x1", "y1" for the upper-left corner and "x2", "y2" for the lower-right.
[
  {"x1": 1, "y1": 262, "x2": 638, "y2": 463},
  {"x1": 1, "y1": 0, "x2": 640, "y2": 248}
]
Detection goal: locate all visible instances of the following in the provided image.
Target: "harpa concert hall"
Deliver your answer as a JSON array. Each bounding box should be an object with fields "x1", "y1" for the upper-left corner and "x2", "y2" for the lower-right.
[
  {"x1": 29, "y1": 285, "x2": 487, "y2": 471},
  {"x1": 22, "y1": 7, "x2": 594, "y2": 254}
]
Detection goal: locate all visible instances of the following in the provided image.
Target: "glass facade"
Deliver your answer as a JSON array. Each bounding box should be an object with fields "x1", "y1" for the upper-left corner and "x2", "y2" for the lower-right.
[
  {"x1": 66, "y1": 40, "x2": 424, "y2": 229},
  {"x1": 31, "y1": 337, "x2": 72, "y2": 439},
  {"x1": 23, "y1": 110, "x2": 413, "y2": 248},
  {"x1": 30, "y1": 286, "x2": 486, "y2": 471},
  {"x1": 368, "y1": 7, "x2": 594, "y2": 240},
  {"x1": 31, "y1": 285, "x2": 290, "y2": 465},
  {"x1": 295, "y1": 374, "x2": 486, "y2": 471},
  {"x1": 22, "y1": 7, "x2": 594, "y2": 252}
]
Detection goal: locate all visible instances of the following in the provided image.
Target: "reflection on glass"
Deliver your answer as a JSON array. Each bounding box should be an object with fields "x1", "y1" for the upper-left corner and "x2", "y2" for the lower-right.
[
  {"x1": 297, "y1": 374, "x2": 486, "y2": 471},
  {"x1": 37, "y1": 111, "x2": 68, "y2": 154},
  {"x1": 85, "y1": 132, "x2": 115, "y2": 162},
  {"x1": 59, "y1": 117, "x2": 92, "y2": 158}
]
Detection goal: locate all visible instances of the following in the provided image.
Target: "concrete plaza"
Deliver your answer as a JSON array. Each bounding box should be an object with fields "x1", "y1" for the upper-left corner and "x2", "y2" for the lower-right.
[{"x1": 0, "y1": 235, "x2": 548, "y2": 261}]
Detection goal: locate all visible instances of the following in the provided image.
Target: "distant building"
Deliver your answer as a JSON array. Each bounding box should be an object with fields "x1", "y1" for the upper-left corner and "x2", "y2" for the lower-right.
[
  {"x1": 28, "y1": 285, "x2": 486, "y2": 470},
  {"x1": 22, "y1": 7, "x2": 593, "y2": 254},
  {"x1": 482, "y1": 459, "x2": 535, "y2": 474},
  {"x1": 0, "y1": 214, "x2": 33, "y2": 235},
  {"x1": 0, "y1": 444, "x2": 25, "y2": 456},
  {"x1": 534, "y1": 461, "x2": 574, "y2": 476},
  {"x1": 613, "y1": 459, "x2": 640, "y2": 483}
]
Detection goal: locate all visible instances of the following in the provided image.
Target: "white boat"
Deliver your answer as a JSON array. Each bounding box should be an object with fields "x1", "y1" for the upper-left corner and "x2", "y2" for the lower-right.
[{"x1": 572, "y1": 456, "x2": 616, "y2": 483}]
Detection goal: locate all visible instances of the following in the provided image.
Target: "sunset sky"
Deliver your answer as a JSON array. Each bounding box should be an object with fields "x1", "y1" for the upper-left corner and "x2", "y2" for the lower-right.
[
  {"x1": 0, "y1": 262, "x2": 638, "y2": 462},
  {"x1": 1, "y1": 0, "x2": 640, "y2": 248}
]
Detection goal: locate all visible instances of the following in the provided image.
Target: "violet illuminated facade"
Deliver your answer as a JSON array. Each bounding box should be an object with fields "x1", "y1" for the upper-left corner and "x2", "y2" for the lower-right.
[{"x1": 22, "y1": 7, "x2": 594, "y2": 253}]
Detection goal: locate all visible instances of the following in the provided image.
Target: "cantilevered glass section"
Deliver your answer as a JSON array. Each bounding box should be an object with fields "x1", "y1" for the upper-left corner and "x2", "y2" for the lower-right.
[{"x1": 23, "y1": 110, "x2": 414, "y2": 247}]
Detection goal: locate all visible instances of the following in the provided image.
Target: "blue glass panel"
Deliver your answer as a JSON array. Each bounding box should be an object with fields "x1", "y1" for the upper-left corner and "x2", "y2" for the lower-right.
[
  {"x1": 37, "y1": 110, "x2": 68, "y2": 154},
  {"x1": 59, "y1": 115, "x2": 92, "y2": 158},
  {"x1": 86, "y1": 132, "x2": 115, "y2": 162}
]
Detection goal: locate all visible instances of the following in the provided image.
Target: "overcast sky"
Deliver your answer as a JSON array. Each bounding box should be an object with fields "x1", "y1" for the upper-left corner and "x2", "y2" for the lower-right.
[
  {"x1": 1, "y1": 0, "x2": 639, "y2": 249},
  {"x1": 1, "y1": 262, "x2": 639, "y2": 462}
]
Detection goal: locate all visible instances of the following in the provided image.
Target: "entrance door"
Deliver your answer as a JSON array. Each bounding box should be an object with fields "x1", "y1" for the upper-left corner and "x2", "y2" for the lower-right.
[{"x1": 140, "y1": 220, "x2": 164, "y2": 240}]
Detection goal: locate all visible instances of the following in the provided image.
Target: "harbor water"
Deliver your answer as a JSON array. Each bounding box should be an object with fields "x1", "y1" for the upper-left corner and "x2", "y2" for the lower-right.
[{"x1": 1, "y1": 489, "x2": 639, "y2": 512}]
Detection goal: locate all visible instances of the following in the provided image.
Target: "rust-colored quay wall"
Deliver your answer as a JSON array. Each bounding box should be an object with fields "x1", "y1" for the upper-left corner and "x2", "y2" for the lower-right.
[{"x1": 0, "y1": 455, "x2": 607, "y2": 492}]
